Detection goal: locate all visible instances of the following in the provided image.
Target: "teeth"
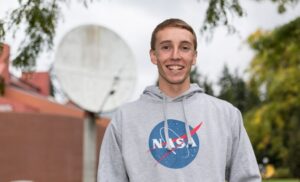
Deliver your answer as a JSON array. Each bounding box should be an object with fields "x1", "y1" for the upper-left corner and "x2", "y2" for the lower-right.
[{"x1": 168, "y1": 65, "x2": 183, "y2": 70}]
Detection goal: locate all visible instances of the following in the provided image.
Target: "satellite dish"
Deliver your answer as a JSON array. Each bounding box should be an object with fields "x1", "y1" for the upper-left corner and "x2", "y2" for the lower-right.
[{"x1": 54, "y1": 25, "x2": 136, "y2": 112}]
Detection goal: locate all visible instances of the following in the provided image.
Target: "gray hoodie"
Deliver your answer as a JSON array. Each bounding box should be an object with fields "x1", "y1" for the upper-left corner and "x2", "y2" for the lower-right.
[{"x1": 97, "y1": 84, "x2": 261, "y2": 182}]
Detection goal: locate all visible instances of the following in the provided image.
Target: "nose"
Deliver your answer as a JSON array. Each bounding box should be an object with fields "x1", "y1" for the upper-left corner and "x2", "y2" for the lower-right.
[{"x1": 171, "y1": 48, "x2": 181, "y2": 60}]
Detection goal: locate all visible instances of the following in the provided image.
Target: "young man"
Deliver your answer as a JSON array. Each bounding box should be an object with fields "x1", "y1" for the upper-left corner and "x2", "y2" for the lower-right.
[{"x1": 97, "y1": 18, "x2": 261, "y2": 182}]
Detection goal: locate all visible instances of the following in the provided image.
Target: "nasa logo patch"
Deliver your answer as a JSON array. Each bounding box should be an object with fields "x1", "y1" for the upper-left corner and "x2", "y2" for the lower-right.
[{"x1": 148, "y1": 119, "x2": 202, "y2": 169}]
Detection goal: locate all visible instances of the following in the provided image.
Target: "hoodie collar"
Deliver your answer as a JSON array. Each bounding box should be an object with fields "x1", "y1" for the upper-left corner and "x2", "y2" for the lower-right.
[{"x1": 142, "y1": 83, "x2": 203, "y2": 102}]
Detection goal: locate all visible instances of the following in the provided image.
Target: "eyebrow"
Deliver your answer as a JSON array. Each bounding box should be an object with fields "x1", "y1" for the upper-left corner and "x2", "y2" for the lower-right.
[
  {"x1": 159, "y1": 40, "x2": 193, "y2": 45},
  {"x1": 159, "y1": 40, "x2": 172, "y2": 45},
  {"x1": 180, "y1": 41, "x2": 193, "y2": 45}
]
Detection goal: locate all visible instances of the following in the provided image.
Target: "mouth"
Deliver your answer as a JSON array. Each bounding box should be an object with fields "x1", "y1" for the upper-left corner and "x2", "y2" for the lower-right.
[{"x1": 166, "y1": 65, "x2": 184, "y2": 71}]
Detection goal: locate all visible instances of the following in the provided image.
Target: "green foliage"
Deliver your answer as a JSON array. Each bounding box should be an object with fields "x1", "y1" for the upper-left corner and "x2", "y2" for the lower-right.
[
  {"x1": 287, "y1": 112, "x2": 300, "y2": 178},
  {"x1": 217, "y1": 65, "x2": 260, "y2": 113},
  {"x1": 246, "y1": 17, "x2": 300, "y2": 177},
  {"x1": 201, "y1": 0, "x2": 245, "y2": 36},
  {"x1": 0, "y1": 20, "x2": 4, "y2": 41},
  {"x1": 0, "y1": 0, "x2": 92, "y2": 71},
  {"x1": 202, "y1": 0, "x2": 299, "y2": 37},
  {"x1": 263, "y1": 179, "x2": 299, "y2": 182},
  {"x1": 272, "y1": 167, "x2": 293, "y2": 178},
  {"x1": 255, "y1": 0, "x2": 300, "y2": 13},
  {"x1": 190, "y1": 66, "x2": 215, "y2": 95},
  {"x1": 7, "y1": 0, "x2": 61, "y2": 71}
]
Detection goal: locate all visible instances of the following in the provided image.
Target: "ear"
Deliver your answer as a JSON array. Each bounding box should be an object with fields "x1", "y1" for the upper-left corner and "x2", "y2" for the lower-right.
[
  {"x1": 150, "y1": 49, "x2": 157, "y2": 65},
  {"x1": 192, "y1": 51, "x2": 197, "y2": 65}
]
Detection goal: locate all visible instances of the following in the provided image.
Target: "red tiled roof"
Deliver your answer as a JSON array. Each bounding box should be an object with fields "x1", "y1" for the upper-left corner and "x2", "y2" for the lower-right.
[{"x1": 0, "y1": 97, "x2": 38, "y2": 112}]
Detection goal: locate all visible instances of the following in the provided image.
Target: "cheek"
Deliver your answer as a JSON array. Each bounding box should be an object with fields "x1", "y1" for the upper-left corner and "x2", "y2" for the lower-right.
[{"x1": 151, "y1": 54, "x2": 166, "y2": 66}]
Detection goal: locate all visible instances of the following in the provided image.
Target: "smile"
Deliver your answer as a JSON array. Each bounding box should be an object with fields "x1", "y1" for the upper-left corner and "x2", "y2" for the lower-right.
[{"x1": 166, "y1": 65, "x2": 184, "y2": 70}]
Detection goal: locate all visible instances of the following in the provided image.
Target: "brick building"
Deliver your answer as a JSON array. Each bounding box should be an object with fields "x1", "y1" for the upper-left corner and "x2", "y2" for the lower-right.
[{"x1": 0, "y1": 43, "x2": 109, "y2": 182}]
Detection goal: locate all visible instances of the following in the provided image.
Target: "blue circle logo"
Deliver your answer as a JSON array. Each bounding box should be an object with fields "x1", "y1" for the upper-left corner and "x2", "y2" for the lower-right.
[{"x1": 148, "y1": 119, "x2": 201, "y2": 169}]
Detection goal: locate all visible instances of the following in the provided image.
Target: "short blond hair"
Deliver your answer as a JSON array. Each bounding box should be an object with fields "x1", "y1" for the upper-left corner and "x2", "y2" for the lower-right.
[{"x1": 150, "y1": 18, "x2": 197, "y2": 50}]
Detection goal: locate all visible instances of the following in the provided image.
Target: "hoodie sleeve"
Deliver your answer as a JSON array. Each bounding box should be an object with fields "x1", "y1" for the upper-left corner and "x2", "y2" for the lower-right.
[
  {"x1": 97, "y1": 112, "x2": 129, "y2": 182},
  {"x1": 227, "y1": 108, "x2": 262, "y2": 182}
]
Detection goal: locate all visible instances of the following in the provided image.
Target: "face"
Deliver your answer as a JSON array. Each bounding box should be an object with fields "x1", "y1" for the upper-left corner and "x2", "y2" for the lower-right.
[{"x1": 150, "y1": 27, "x2": 197, "y2": 88}]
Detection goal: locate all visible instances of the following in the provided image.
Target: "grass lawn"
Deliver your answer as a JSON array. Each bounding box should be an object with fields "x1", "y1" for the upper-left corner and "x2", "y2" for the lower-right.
[{"x1": 263, "y1": 179, "x2": 300, "y2": 182}]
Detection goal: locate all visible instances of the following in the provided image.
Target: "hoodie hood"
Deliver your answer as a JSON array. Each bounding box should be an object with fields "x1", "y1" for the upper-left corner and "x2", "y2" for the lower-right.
[
  {"x1": 141, "y1": 84, "x2": 203, "y2": 150},
  {"x1": 142, "y1": 83, "x2": 203, "y2": 102}
]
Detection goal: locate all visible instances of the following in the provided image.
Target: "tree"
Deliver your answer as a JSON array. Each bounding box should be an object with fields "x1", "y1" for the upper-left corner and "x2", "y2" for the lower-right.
[
  {"x1": 256, "y1": 0, "x2": 300, "y2": 13},
  {"x1": 190, "y1": 66, "x2": 214, "y2": 95},
  {"x1": 1, "y1": 0, "x2": 297, "y2": 70},
  {"x1": 245, "y1": 16, "x2": 300, "y2": 177},
  {"x1": 217, "y1": 65, "x2": 260, "y2": 113},
  {"x1": 0, "y1": 0, "x2": 88, "y2": 70}
]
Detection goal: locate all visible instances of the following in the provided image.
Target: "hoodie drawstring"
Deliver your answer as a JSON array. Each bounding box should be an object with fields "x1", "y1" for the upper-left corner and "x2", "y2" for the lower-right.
[
  {"x1": 163, "y1": 95, "x2": 193, "y2": 151},
  {"x1": 182, "y1": 97, "x2": 193, "y2": 146},
  {"x1": 163, "y1": 96, "x2": 173, "y2": 151}
]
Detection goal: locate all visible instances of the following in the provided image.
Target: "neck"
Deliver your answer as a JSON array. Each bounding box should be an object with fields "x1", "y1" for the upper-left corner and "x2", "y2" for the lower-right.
[{"x1": 158, "y1": 82, "x2": 191, "y2": 98}]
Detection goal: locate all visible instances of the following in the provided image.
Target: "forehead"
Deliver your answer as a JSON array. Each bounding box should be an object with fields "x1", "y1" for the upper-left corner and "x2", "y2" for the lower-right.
[{"x1": 155, "y1": 27, "x2": 194, "y2": 45}]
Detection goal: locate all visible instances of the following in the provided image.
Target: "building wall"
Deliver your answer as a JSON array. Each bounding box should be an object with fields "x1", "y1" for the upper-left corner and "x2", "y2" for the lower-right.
[{"x1": 0, "y1": 112, "x2": 84, "y2": 182}]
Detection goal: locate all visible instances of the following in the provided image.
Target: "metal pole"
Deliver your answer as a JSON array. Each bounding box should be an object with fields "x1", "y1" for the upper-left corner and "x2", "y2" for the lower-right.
[{"x1": 82, "y1": 112, "x2": 97, "y2": 182}]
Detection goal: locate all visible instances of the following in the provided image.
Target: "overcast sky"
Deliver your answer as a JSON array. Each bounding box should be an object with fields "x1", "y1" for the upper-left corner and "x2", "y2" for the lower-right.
[{"x1": 1, "y1": 0, "x2": 300, "y2": 106}]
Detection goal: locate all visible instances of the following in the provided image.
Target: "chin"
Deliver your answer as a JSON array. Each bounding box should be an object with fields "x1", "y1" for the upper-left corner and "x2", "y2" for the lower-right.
[
  {"x1": 166, "y1": 78, "x2": 187, "y2": 85},
  {"x1": 159, "y1": 72, "x2": 189, "y2": 85}
]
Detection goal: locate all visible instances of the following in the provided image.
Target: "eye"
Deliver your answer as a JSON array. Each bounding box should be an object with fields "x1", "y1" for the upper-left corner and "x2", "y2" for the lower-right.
[
  {"x1": 161, "y1": 45, "x2": 170, "y2": 50},
  {"x1": 180, "y1": 45, "x2": 192, "y2": 51}
]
